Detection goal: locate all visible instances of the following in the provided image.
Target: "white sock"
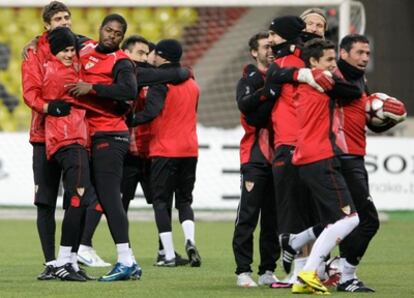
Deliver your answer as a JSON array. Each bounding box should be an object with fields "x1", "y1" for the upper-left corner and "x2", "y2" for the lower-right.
[
  {"x1": 130, "y1": 248, "x2": 136, "y2": 264},
  {"x1": 78, "y1": 244, "x2": 92, "y2": 252},
  {"x1": 71, "y1": 253, "x2": 80, "y2": 271},
  {"x1": 340, "y1": 258, "x2": 357, "y2": 283},
  {"x1": 158, "y1": 249, "x2": 165, "y2": 256},
  {"x1": 45, "y1": 260, "x2": 56, "y2": 267},
  {"x1": 303, "y1": 215, "x2": 359, "y2": 272},
  {"x1": 181, "y1": 220, "x2": 195, "y2": 244},
  {"x1": 56, "y1": 246, "x2": 72, "y2": 267},
  {"x1": 116, "y1": 243, "x2": 133, "y2": 267},
  {"x1": 291, "y1": 227, "x2": 317, "y2": 251},
  {"x1": 159, "y1": 232, "x2": 175, "y2": 261},
  {"x1": 290, "y1": 257, "x2": 307, "y2": 284}
]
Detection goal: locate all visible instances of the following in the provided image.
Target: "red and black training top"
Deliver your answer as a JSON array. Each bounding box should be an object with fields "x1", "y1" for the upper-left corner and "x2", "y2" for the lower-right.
[
  {"x1": 78, "y1": 40, "x2": 137, "y2": 135},
  {"x1": 236, "y1": 64, "x2": 276, "y2": 165},
  {"x1": 293, "y1": 75, "x2": 362, "y2": 165}
]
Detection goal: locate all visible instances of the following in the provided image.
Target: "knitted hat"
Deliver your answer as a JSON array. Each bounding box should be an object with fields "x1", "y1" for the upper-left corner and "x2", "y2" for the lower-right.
[
  {"x1": 155, "y1": 39, "x2": 182, "y2": 62},
  {"x1": 148, "y1": 42, "x2": 156, "y2": 53},
  {"x1": 48, "y1": 27, "x2": 77, "y2": 56},
  {"x1": 269, "y1": 16, "x2": 306, "y2": 41}
]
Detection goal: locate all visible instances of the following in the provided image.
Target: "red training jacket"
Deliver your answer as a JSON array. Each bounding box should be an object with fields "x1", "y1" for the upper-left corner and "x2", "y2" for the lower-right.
[
  {"x1": 42, "y1": 55, "x2": 89, "y2": 159},
  {"x1": 21, "y1": 32, "x2": 52, "y2": 143},
  {"x1": 293, "y1": 83, "x2": 347, "y2": 165},
  {"x1": 149, "y1": 79, "x2": 199, "y2": 158},
  {"x1": 271, "y1": 51, "x2": 304, "y2": 149},
  {"x1": 79, "y1": 41, "x2": 130, "y2": 135},
  {"x1": 129, "y1": 87, "x2": 151, "y2": 157}
]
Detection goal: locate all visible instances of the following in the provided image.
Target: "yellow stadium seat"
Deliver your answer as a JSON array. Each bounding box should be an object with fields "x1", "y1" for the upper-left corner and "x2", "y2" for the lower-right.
[
  {"x1": 22, "y1": 22, "x2": 44, "y2": 38},
  {"x1": 154, "y1": 7, "x2": 175, "y2": 24},
  {"x1": 13, "y1": 105, "x2": 31, "y2": 131},
  {"x1": 162, "y1": 23, "x2": 183, "y2": 39},
  {"x1": 85, "y1": 8, "x2": 108, "y2": 26},
  {"x1": 71, "y1": 22, "x2": 91, "y2": 38},
  {"x1": 0, "y1": 8, "x2": 17, "y2": 27},
  {"x1": 0, "y1": 105, "x2": 17, "y2": 131},
  {"x1": 16, "y1": 7, "x2": 41, "y2": 22},
  {"x1": 138, "y1": 22, "x2": 162, "y2": 42},
  {"x1": 69, "y1": 7, "x2": 86, "y2": 21},
  {"x1": 176, "y1": 7, "x2": 198, "y2": 25},
  {"x1": 3, "y1": 23, "x2": 20, "y2": 37},
  {"x1": 109, "y1": 7, "x2": 131, "y2": 20},
  {"x1": 131, "y1": 8, "x2": 154, "y2": 24}
]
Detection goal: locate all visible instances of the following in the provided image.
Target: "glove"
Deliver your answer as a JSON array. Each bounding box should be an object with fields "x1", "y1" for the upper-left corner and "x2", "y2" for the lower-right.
[
  {"x1": 243, "y1": 64, "x2": 264, "y2": 90},
  {"x1": 113, "y1": 100, "x2": 132, "y2": 116},
  {"x1": 295, "y1": 68, "x2": 334, "y2": 92},
  {"x1": 47, "y1": 100, "x2": 71, "y2": 117},
  {"x1": 312, "y1": 69, "x2": 335, "y2": 91},
  {"x1": 125, "y1": 112, "x2": 137, "y2": 127},
  {"x1": 383, "y1": 98, "x2": 407, "y2": 123}
]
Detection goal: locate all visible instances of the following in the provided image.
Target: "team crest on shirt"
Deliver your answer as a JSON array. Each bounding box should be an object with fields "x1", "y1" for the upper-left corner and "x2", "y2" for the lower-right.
[
  {"x1": 77, "y1": 187, "x2": 85, "y2": 197},
  {"x1": 245, "y1": 181, "x2": 254, "y2": 192},
  {"x1": 342, "y1": 205, "x2": 351, "y2": 215},
  {"x1": 85, "y1": 61, "x2": 95, "y2": 70}
]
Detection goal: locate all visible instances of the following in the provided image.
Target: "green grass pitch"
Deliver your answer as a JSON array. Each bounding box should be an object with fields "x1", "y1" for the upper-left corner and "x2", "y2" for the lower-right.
[{"x1": 0, "y1": 212, "x2": 413, "y2": 298}]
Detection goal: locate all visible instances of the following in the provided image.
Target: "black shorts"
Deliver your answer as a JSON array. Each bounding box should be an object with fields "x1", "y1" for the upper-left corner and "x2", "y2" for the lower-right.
[
  {"x1": 121, "y1": 153, "x2": 151, "y2": 204},
  {"x1": 150, "y1": 157, "x2": 197, "y2": 209},
  {"x1": 298, "y1": 157, "x2": 356, "y2": 224},
  {"x1": 32, "y1": 143, "x2": 62, "y2": 207},
  {"x1": 272, "y1": 145, "x2": 317, "y2": 234},
  {"x1": 340, "y1": 156, "x2": 373, "y2": 211},
  {"x1": 54, "y1": 144, "x2": 97, "y2": 208}
]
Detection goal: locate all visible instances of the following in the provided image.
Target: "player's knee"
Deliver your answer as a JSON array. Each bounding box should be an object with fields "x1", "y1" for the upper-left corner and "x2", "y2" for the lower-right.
[{"x1": 153, "y1": 199, "x2": 168, "y2": 211}]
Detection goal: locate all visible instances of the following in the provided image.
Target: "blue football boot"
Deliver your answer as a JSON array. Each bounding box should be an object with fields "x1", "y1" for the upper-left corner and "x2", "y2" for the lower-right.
[
  {"x1": 98, "y1": 262, "x2": 134, "y2": 282},
  {"x1": 130, "y1": 262, "x2": 143, "y2": 280}
]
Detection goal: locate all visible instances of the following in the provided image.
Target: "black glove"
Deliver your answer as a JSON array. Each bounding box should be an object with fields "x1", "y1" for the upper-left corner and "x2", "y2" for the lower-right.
[
  {"x1": 47, "y1": 100, "x2": 71, "y2": 117},
  {"x1": 113, "y1": 100, "x2": 131, "y2": 116},
  {"x1": 243, "y1": 64, "x2": 264, "y2": 90},
  {"x1": 259, "y1": 64, "x2": 285, "y2": 101},
  {"x1": 125, "y1": 112, "x2": 137, "y2": 127}
]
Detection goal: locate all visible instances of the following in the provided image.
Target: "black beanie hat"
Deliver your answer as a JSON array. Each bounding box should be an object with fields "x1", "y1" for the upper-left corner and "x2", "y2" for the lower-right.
[
  {"x1": 48, "y1": 27, "x2": 77, "y2": 56},
  {"x1": 148, "y1": 42, "x2": 156, "y2": 53},
  {"x1": 155, "y1": 39, "x2": 182, "y2": 62},
  {"x1": 269, "y1": 16, "x2": 306, "y2": 41}
]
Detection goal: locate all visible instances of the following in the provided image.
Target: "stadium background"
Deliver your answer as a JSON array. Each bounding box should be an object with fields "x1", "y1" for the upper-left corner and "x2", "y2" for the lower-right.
[{"x1": 0, "y1": 0, "x2": 413, "y2": 210}]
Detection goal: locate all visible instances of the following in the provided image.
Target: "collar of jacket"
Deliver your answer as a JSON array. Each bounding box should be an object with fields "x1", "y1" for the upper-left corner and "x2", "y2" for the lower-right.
[
  {"x1": 96, "y1": 43, "x2": 119, "y2": 54},
  {"x1": 272, "y1": 40, "x2": 300, "y2": 59},
  {"x1": 158, "y1": 62, "x2": 181, "y2": 69},
  {"x1": 337, "y1": 58, "x2": 365, "y2": 81}
]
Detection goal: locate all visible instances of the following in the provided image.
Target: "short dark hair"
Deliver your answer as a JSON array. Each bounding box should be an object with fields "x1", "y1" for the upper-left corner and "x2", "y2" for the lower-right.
[
  {"x1": 302, "y1": 38, "x2": 336, "y2": 67},
  {"x1": 248, "y1": 31, "x2": 269, "y2": 52},
  {"x1": 42, "y1": 1, "x2": 71, "y2": 24},
  {"x1": 100, "y1": 14, "x2": 128, "y2": 35},
  {"x1": 121, "y1": 35, "x2": 149, "y2": 51},
  {"x1": 340, "y1": 34, "x2": 370, "y2": 52}
]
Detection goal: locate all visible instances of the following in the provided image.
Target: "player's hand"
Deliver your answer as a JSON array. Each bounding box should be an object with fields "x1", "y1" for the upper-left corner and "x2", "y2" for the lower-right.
[
  {"x1": 311, "y1": 69, "x2": 335, "y2": 91},
  {"x1": 125, "y1": 112, "x2": 137, "y2": 127},
  {"x1": 22, "y1": 37, "x2": 39, "y2": 60},
  {"x1": 295, "y1": 68, "x2": 334, "y2": 92},
  {"x1": 67, "y1": 82, "x2": 93, "y2": 97},
  {"x1": 46, "y1": 100, "x2": 71, "y2": 117},
  {"x1": 243, "y1": 64, "x2": 264, "y2": 90},
  {"x1": 383, "y1": 98, "x2": 407, "y2": 123}
]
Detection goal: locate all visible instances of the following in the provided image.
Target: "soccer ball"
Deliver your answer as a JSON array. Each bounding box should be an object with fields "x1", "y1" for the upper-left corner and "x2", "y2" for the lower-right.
[{"x1": 365, "y1": 92, "x2": 391, "y2": 127}]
